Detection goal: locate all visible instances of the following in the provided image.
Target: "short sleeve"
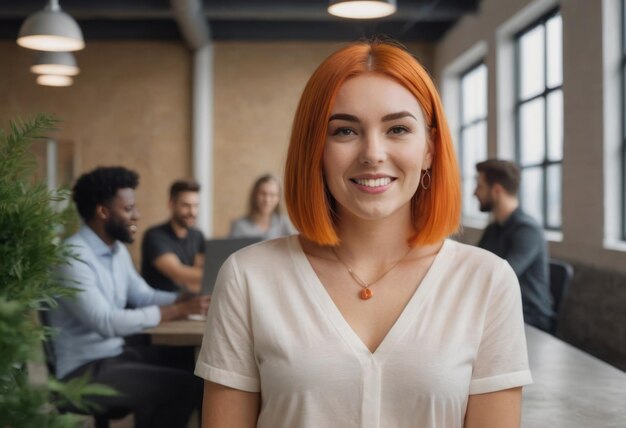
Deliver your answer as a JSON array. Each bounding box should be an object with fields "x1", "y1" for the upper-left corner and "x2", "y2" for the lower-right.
[
  {"x1": 469, "y1": 261, "x2": 533, "y2": 394},
  {"x1": 141, "y1": 228, "x2": 171, "y2": 263},
  {"x1": 194, "y1": 254, "x2": 260, "y2": 392}
]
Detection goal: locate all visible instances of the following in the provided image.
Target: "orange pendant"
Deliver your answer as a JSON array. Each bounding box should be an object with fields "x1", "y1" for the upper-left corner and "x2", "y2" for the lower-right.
[{"x1": 360, "y1": 288, "x2": 373, "y2": 300}]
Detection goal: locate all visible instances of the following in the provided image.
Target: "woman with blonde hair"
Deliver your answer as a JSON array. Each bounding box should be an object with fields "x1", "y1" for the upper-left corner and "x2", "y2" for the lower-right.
[
  {"x1": 229, "y1": 174, "x2": 293, "y2": 240},
  {"x1": 196, "y1": 39, "x2": 531, "y2": 428}
]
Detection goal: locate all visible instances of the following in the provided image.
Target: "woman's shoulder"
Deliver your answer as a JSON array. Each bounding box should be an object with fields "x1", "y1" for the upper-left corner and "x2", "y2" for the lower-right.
[
  {"x1": 227, "y1": 235, "x2": 296, "y2": 268},
  {"x1": 215, "y1": 236, "x2": 300, "y2": 295},
  {"x1": 443, "y1": 239, "x2": 510, "y2": 277}
]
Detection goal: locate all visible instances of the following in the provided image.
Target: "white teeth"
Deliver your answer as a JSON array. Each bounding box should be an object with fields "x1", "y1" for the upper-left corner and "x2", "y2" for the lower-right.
[
  {"x1": 354, "y1": 177, "x2": 392, "y2": 188},
  {"x1": 129, "y1": 225, "x2": 137, "y2": 232}
]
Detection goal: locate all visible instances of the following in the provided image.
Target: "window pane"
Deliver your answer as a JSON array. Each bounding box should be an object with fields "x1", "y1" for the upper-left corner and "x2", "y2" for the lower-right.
[
  {"x1": 461, "y1": 63, "x2": 487, "y2": 124},
  {"x1": 546, "y1": 164, "x2": 562, "y2": 228},
  {"x1": 519, "y1": 25, "x2": 545, "y2": 100},
  {"x1": 547, "y1": 89, "x2": 563, "y2": 161},
  {"x1": 546, "y1": 14, "x2": 563, "y2": 88},
  {"x1": 463, "y1": 177, "x2": 487, "y2": 219},
  {"x1": 460, "y1": 120, "x2": 487, "y2": 219},
  {"x1": 462, "y1": 121, "x2": 487, "y2": 178},
  {"x1": 521, "y1": 167, "x2": 544, "y2": 225},
  {"x1": 519, "y1": 97, "x2": 546, "y2": 165}
]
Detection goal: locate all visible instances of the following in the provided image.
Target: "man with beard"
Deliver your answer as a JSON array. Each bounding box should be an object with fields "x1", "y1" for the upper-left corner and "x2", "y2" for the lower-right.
[
  {"x1": 141, "y1": 180, "x2": 205, "y2": 294},
  {"x1": 474, "y1": 159, "x2": 555, "y2": 332},
  {"x1": 48, "y1": 166, "x2": 210, "y2": 428}
]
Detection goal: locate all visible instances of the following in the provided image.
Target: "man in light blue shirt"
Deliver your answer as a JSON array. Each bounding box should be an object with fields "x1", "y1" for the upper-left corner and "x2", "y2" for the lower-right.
[{"x1": 49, "y1": 166, "x2": 210, "y2": 428}]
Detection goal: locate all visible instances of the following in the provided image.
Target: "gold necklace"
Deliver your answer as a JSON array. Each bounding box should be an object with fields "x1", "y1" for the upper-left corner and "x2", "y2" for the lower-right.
[{"x1": 331, "y1": 246, "x2": 413, "y2": 300}]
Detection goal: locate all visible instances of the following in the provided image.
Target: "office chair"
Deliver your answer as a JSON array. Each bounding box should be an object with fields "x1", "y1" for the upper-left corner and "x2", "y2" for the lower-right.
[
  {"x1": 549, "y1": 259, "x2": 574, "y2": 334},
  {"x1": 38, "y1": 310, "x2": 131, "y2": 428}
]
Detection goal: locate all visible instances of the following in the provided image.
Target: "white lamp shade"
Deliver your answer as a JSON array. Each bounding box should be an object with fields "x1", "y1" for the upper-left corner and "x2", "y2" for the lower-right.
[
  {"x1": 17, "y1": 2, "x2": 85, "y2": 52},
  {"x1": 37, "y1": 74, "x2": 73, "y2": 87},
  {"x1": 31, "y1": 51, "x2": 79, "y2": 76},
  {"x1": 328, "y1": 0, "x2": 397, "y2": 19}
]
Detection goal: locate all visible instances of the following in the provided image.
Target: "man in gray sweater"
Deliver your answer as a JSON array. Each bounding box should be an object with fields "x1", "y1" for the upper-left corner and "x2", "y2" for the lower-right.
[{"x1": 474, "y1": 159, "x2": 555, "y2": 332}]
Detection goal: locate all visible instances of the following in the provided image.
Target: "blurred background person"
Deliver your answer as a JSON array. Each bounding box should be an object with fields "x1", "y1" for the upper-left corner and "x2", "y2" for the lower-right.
[
  {"x1": 142, "y1": 180, "x2": 205, "y2": 294},
  {"x1": 229, "y1": 173, "x2": 294, "y2": 240},
  {"x1": 49, "y1": 167, "x2": 209, "y2": 428},
  {"x1": 474, "y1": 159, "x2": 554, "y2": 332}
]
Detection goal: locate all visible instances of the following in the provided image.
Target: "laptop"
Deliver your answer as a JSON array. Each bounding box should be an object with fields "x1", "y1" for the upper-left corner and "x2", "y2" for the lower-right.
[{"x1": 201, "y1": 237, "x2": 261, "y2": 295}]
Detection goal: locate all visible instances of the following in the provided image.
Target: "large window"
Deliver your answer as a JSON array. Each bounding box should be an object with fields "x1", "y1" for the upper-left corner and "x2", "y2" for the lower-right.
[
  {"x1": 459, "y1": 62, "x2": 488, "y2": 220},
  {"x1": 514, "y1": 10, "x2": 562, "y2": 230}
]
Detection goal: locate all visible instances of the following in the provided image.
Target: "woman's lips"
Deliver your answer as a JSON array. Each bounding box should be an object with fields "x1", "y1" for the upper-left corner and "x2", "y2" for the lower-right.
[{"x1": 350, "y1": 176, "x2": 396, "y2": 194}]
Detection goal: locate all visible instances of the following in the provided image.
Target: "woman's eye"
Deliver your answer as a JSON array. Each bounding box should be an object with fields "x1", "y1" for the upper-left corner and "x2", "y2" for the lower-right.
[
  {"x1": 389, "y1": 126, "x2": 409, "y2": 135},
  {"x1": 332, "y1": 127, "x2": 356, "y2": 137}
]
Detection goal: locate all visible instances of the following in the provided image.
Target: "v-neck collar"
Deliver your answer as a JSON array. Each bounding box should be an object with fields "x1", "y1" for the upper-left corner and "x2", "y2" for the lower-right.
[{"x1": 288, "y1": 235, "x2": 452, "y2": 364}]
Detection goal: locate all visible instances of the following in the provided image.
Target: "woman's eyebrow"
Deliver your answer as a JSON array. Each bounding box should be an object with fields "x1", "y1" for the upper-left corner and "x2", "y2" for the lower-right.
[
  {"x1": 328, "y1": 111, "x2": 417, "y2": 123},
  {"x1": 382, "y1": 111, "x2": 417, "y2": 121},
  {"x1": 328, "y1": 113, "x2": 359, "y2": 122}
]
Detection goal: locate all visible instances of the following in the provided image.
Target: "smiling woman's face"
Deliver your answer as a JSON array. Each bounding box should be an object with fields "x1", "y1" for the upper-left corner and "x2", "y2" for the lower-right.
[{"x1": 323, "y1": 73, "x2": 433, "y2": 224}]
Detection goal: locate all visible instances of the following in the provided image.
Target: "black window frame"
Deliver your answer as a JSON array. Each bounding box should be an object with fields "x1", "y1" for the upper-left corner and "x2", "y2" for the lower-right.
[
  {"x1": 621, "y1": 0, "x2": 626, "y2": 240},
  {"x1": 514, "y1": 7, "x2": 562, "y2": 231},
  {"x1": 459, "y1": 60, "x2": 488, "y2": 219}
]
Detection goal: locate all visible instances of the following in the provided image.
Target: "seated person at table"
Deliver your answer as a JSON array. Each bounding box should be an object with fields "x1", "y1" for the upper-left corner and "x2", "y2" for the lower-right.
[
  {"x1": 48, "y1": 166, "x2": 210, "y2": 428},
  {"x1": 142, "y1": 180, "x2": 205, "y2": 294},
  {"x1": 474, "y1": 159, "x2": 555, "y2": 332},
  {"x1": 229, "y1": 173, "x2": 294, "y2": 240}
]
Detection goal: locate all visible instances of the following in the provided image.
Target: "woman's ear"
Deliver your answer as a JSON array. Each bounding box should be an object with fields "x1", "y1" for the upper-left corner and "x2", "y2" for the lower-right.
[{"x1": 424, "y1": 128, "x2": 436, "y2": 170}]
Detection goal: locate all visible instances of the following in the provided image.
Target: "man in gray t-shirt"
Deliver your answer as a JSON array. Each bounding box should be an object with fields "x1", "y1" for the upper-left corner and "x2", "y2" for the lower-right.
[{"x1": 141, "y1": 180, "x2": 205, "y2": 294}]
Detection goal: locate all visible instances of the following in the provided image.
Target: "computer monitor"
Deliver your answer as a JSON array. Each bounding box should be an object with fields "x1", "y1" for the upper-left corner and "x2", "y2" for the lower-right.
[{"x1": 201, "y1": 237, "x2": 261, "y2": 295}]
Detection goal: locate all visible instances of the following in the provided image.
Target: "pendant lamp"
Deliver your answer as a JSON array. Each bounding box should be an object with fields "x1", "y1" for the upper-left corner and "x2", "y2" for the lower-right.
[
  {"x1": 17, "y1": 0, "x2": 84, "y2": 52},
  {"x1": 36, "y1": 74, "x2": 73, "y2": 87},
  {"x1": 328, "y1": 0, "x2": 397, "y2": 19},
  {"x1": 31, "y1": 51, "x2": 79, "y2": 76}
]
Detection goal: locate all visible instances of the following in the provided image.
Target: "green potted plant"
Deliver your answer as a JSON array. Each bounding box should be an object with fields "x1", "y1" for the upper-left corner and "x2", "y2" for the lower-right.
[{"x1": 0, "y1": 114, "x2": 114, "y2": 428}]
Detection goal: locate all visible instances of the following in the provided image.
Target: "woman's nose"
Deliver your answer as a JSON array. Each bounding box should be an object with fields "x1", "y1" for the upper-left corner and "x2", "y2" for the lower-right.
[{"x1": 358, "y1": 133, "x2": 387, "y2": 165}]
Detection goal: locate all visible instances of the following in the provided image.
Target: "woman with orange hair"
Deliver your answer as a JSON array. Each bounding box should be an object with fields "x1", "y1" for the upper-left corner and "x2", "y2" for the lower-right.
[{"x1": 196, "y1": 39, "x2": 531, "y2": 428}]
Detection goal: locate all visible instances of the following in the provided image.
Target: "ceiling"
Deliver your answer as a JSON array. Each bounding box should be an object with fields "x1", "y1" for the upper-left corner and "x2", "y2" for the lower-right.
[{"x1": 0, "y1": 0, "x2": 481, "y2": 44}]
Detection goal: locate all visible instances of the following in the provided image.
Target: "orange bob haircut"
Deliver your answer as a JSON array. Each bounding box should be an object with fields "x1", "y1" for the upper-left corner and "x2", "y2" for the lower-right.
[{"x1": 284, "y1": 39, "x2": 461, "y2": 247}]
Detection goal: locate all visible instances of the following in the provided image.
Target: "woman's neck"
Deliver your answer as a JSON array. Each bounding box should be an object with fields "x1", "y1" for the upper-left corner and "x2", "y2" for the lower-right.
[{"x1": 333, "y1": 208, "x2": 415, "y2": 263}]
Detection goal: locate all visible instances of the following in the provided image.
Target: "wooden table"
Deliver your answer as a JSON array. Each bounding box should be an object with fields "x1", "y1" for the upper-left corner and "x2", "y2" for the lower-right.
[
  {"x1": 145, "y1": 319, "x2": 205, "y2": 347},
  {"x1": 146, "y1": 321, "x2": 626, "y2": 426},
  {"x1": 522, "y1": 325, "x2": 626, "y2": 427}
]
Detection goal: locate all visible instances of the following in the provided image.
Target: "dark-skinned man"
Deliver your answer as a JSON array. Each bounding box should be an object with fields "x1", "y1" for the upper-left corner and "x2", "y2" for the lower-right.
[{"x1": 48, "y1": 166, "x2": 210, "y2": 428}]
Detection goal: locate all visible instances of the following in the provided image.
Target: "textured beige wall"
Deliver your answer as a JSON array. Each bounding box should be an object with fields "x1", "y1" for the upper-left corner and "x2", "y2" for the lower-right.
[
  {"x1": 433, "y1": 0, "x2": 626, "y2": 272},
  {"x1": 1, "y1": 39, "x2": 434, "y2": 261},
  {"x1": 0, "y1": 41, "x2": 192, "y2": 263},
  {"x1": 212, "y1": 41, "x2": 434, "y2": 237}
]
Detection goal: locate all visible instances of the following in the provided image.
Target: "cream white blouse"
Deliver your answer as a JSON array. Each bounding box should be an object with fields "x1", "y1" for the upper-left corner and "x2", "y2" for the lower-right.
[{"x1": 195, "y1": 236, "x2": 532, "y2": 428}]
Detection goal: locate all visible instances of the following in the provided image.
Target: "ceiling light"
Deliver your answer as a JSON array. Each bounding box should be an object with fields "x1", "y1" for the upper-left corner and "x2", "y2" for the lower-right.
[
  {"x1": 31, "y1": 51, "x2": 79, "y2": 76},
  {"x1": 37, "y1": 74, "x2": 73, "y2": 87},
  {"x1": 328, "y1": 0, "x2": 397, "y2": 19},
  {"x1": 17, "y1": 0, "x2": 85, "y2": 52}
]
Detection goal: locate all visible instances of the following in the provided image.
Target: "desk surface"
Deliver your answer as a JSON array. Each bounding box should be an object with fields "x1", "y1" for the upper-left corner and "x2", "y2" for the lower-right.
[
  {"x1": 146, "y1": 321, "x2": 626, "y2": 426},
  {"x1": 522, "y1": 325, "x2": 626, "y2": 428},
  {"x1": 145, "y1": 319, "x2": 205, "y2": 347}
]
